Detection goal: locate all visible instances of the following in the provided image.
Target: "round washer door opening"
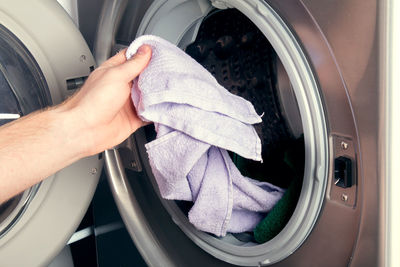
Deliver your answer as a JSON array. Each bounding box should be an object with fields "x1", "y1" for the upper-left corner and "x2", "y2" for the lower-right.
[{"x1": 107, "y1": 0, "x2": 329, "y2": 266}]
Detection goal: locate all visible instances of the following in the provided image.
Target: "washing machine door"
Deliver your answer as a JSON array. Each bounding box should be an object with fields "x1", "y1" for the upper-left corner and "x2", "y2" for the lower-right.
[{"x1": 0, "y1": 1, "x2": 102, "y2": 266}]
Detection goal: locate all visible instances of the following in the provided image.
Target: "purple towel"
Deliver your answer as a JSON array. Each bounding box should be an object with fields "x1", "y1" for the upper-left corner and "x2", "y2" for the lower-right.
[{"x1": 126, "y1": 35, "x2": 285, "y2": 236}]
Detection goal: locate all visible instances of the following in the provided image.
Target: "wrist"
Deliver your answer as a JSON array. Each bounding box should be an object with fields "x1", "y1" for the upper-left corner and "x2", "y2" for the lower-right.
[{"x1": 51, "y1": 105, "x2": 92, "y2": 161}]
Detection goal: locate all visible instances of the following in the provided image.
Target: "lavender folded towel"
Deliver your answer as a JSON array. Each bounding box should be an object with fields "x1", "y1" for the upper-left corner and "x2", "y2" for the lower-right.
[{"x1": 126, "y1": 35, "x2": 285, "y2": 237}]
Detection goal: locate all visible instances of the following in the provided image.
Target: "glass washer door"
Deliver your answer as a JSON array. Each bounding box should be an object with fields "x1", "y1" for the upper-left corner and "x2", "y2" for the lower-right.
[{"x1": 0, "y1": 24, "x2": 50, "y2": 238}]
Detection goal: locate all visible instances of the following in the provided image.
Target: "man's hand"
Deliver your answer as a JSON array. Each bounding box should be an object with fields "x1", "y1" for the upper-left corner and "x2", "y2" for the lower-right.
[
  {"x1": 0, "y1": 45, "x2": 152, "y2": 203},
  {"x1": 60, "y1": 45, "x2": 152, "y2": 157}
]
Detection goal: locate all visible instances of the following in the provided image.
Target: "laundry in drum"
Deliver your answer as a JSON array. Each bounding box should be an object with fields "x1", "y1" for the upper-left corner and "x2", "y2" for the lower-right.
[{"x1": 126, "y1": 35, "x2": 290, "y2": 237}]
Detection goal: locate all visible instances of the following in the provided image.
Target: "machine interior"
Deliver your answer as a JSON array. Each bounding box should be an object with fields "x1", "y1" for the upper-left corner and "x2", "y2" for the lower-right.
[{"x1": 144, "y1": 8, "x2": 305, "y2": 247}]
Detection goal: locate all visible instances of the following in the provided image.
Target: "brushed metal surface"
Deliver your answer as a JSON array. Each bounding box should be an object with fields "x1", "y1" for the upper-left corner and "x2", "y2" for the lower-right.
[{"x1": 268, "y1": 0, "x2": 379, "y2": 266}]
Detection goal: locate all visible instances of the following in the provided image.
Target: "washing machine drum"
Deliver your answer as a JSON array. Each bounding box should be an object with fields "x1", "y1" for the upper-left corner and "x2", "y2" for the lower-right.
[
  {"x1": 107, "y1": 0, "x2": 365, "y2": 266},
  {"x1": 0, "y1": 1, "x2": 102, "y2": 266}
]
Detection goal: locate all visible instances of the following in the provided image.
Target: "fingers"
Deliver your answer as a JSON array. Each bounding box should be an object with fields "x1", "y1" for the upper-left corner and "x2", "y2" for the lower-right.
[
  {"x1": 98, "y1": 45, "x2": 152, "y2": 82},
  {"x1": 100, "y1": 48, "x2": 128, "y2": 68},
  {"x1": 116, "y1": 45, "x2": 152, "y2": 82},
  {"x1": 122, "y1": 97, "x2": 145, "y2": 131}
]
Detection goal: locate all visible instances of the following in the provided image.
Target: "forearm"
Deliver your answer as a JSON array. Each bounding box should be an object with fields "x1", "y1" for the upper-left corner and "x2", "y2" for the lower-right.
[
  {"x1": 0, "y1": 106, "x2": 87, "y2": 203},
  {"x1": 0, "y1": 45, "x2": 151, "y2": 204}
]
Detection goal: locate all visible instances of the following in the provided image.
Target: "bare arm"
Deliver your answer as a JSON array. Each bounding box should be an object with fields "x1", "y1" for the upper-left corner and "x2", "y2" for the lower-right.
[{"x1": 0, "y1": 45, "x2": 152, "y2": 203}]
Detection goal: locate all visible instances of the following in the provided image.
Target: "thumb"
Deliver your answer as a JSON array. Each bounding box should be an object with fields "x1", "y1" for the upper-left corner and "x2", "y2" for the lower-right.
[{"x1": 117, "y1": 45, "x2": 152, "y2": 82}]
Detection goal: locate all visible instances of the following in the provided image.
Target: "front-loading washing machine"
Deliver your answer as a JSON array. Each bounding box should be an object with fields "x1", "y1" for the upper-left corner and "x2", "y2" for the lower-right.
[
  {"x1": 0, "y1": 0, "x2": 388, "y2": 266},
  {"x1": 103, "y1": 0, "x2": 383, "y2": 266}
]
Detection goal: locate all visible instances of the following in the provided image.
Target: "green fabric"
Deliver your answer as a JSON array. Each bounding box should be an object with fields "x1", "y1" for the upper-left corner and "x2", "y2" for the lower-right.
[
  {"x1": 253, "y1": 137, "x2": 304, "y2": 243},
  {"x1": 231, "y1": 137, "x2": 304, "y2": 243},
  {"x1": 253, "y1": 175, "x2": 302, "y2": 243}
]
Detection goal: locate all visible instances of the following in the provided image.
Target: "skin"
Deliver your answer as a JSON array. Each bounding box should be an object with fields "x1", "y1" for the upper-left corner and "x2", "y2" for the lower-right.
[{"x1": 0, "y1": 45, "x2": 152, "y2": 203}]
